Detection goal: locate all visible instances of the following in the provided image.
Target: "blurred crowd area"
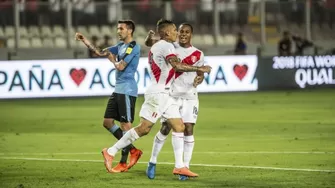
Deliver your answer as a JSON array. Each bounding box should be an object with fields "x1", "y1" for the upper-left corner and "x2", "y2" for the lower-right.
[{"x1": 0, "y1": 0, "x2": 334, "y2": 51}]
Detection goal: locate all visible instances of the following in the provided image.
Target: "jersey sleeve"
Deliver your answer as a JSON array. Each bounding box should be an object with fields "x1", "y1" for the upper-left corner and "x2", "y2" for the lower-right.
[
  {"x1": 123, "y1": 44, "x2": 141, "y2": 64},
  {"x1": 161, "y1": 42, "x2": 177, "y2": 60},
  {"x1": 198, "y1": 51, "x2": 205, "y2": 66},
  {"x1": 104, "y1": 44, "x2": 119, "y2": 55}
]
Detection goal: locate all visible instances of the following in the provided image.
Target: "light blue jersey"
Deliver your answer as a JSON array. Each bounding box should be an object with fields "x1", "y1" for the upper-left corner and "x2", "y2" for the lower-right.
[{"x1": 107, "y1": 41, "x2": 140, "y2": 97}]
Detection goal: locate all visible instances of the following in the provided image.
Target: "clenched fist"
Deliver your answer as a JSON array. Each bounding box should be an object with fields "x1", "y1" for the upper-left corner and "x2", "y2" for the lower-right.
[
  {"x1": 75, "y1": 32, "x2": 85, "y2": 41},
  {"x1": 148, "y1": 30, "x2": 155, "y2": 37}
]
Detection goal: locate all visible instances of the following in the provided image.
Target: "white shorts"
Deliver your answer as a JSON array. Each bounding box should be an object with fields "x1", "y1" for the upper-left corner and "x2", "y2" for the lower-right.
[
  {"x1": 139, "y1": 93, "x2": 182, "y2": 123},
  {"x1": 161, "y1": 98, "x2": 199, "y2": 124}
]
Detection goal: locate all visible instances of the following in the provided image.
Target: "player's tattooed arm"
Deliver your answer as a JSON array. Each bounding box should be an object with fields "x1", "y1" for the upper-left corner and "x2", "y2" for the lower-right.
[
  {"x1": 167, "y1": 56, "x2": 212, "y2": 73},
  {"x1": 75, "y1": 32, "x2": 127, "y2": 70},
  {"x1": 75, "y1": 32, "x2": 109, "y2": 57},
  {"x1": 106, "y1": 53, "x2": 128, "y2": 71},
  {"x1": 167, "y1": 56, "x2": 198, "y2": 72},
  {"x1": 145, "y1": 30, "x2": 159, "y2": 47},
  {"x1": 113, "y1": 60, "x2": 128, "y2": 71}
]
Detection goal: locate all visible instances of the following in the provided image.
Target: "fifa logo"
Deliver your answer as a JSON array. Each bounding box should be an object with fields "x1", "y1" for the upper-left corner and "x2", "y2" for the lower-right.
[{"x1": 193, "y1": 106, "x2": 198, "y2": 115}]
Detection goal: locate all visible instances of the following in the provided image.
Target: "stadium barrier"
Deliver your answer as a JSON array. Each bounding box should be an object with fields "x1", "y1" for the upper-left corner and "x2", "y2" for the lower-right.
[
  {"x1": 0, "y1": 56, "x2": 258, "y2": 99},
  {"x1": 257, "y1": 55, "x2": 335, "y2": 90}
]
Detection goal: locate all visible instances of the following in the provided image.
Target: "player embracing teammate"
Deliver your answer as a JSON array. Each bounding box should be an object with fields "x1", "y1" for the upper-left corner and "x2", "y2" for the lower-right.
[{"x1": 145, "y1": 22, "x2": 206, "y2": 180}]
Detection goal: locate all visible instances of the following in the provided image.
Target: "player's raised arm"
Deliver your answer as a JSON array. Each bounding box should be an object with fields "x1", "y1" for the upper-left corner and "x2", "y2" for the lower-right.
[
  {"x1": 75, "y1": 32, "x2": 125, "y2": 70},
  {"x1": 75, "y1": 32, "x2": 109, "y2": 57},
  {"x1": 145, "y1": 30, "x2": 159, "y2": 47}
]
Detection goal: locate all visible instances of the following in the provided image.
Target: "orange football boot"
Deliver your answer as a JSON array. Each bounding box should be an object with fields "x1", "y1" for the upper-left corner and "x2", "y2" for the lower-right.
[
  {"x1": 126, "y1": 148, "x2": 143, "y2": 169},
  {"x1": 101, "y1": 148, "x2": 114, "y2": 173},
  {"x1": 172, "y1": 167, "x2": 198, "y2": 177},
  {"x1": 111, "y1": 162, "x2": 128, "y2": 173}
]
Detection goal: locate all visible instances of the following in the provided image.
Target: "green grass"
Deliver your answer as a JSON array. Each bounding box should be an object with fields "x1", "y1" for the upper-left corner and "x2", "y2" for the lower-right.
[{"x1": 1, "y1": 89, "x2": 335, "y2": 188}]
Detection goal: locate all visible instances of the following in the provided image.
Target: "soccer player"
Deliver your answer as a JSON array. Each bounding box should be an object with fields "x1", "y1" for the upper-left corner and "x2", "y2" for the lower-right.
[
  {"x1": 144, "y1": 23, "x2": 205, "y2": 180},
  {"x1": 75, "y1": 20, "x2": 142, "y2": 173},
  {"x1": 101, "y1": 19, "x2": 211, "y2": 177}
]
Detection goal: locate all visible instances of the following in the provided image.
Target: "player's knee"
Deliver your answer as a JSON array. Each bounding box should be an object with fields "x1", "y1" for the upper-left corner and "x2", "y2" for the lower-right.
[
  {"x1": 160, "y1": 122, "x2": 171, "y2": 135},
  {"x1": 172, "y1": 123, "x2": 185, "y2": 133},
  {"x1": 103, "y1": 118, "x2": 114, "y2": 129},
  {"x1": 142, "y1": 129, "x2": 151, "y2": 136},
  {"x1": 166, "y1": 118, "x2": 185, "y2": 132},
  {"x1": 135, "y1": 119, "x2": 154, "y2": 136},
  {"x1": 120, "y1": 122, "x2": 132, "y2": 131},
  {"x1": 137, "y1": 125, "x2": 151, "y2": 136},
  {"x1": 184, "y1": 123, "x2": 194, "y2": 136}
]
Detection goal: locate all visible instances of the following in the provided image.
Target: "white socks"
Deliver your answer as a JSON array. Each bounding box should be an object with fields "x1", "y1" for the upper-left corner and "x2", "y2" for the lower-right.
[
  {"x1": 149, "y1": 131, "x2": 168, "y2": 164},
  {"x1": 107, "y1": 128, "x2": 139, "y2": 156},
  {"x1": 183, "y1": 135, "x2": 195, "y2": 168},
  {"x1": 172, "y1": 132, "x2": 184, "y2": 168},
  {"x1": 148, "y1": 131, "x2": 195, "y2": 169}
]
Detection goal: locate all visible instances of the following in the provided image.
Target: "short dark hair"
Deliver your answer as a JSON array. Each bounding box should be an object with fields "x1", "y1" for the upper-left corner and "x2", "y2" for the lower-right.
[
  {"x1": 156, "y1": 19, "x2": 174, "y2": 37},
  {"x1": 118, "y1": 20, "x2": 135, "y2": 36},
  {"x1": 179, "y1": 23, "x2": 193, "y2": 33},
  {"x1": 156, "y1": 19, "x2": 174, "y2": 27}
]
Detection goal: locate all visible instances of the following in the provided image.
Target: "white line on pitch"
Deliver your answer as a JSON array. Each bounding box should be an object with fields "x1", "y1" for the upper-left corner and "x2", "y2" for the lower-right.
[
  {"x1": 0, "y1": 151, "x2": 334, "y2": 156},
  {"x1": 1, "y1": 157, "x2": 334, "y2": 173}
]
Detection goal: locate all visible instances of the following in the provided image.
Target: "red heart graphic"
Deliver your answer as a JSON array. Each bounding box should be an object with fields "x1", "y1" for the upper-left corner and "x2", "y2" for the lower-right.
[
  {"x1": 233, "y1": 64, "x2": 248, "y2": 81},
  {"x1": 70, "y1": 68, "x2": 87, "y2": 86}
]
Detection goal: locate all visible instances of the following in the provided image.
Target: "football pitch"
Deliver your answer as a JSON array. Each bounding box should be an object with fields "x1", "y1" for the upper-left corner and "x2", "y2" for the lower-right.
[{"x1": 0, "y1": 89, "x2": 335, "y2": 188}]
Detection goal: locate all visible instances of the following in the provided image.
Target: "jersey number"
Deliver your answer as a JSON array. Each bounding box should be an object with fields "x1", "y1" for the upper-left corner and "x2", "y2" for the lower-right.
[{"x1": 193, "y1": 106, "x2": 198, "y2": 115}]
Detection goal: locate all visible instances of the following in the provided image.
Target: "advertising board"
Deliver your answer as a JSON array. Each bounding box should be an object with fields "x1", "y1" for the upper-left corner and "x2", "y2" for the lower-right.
[{"x1": 0, "y1": 55, "x2": 258, "y2": 99}]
